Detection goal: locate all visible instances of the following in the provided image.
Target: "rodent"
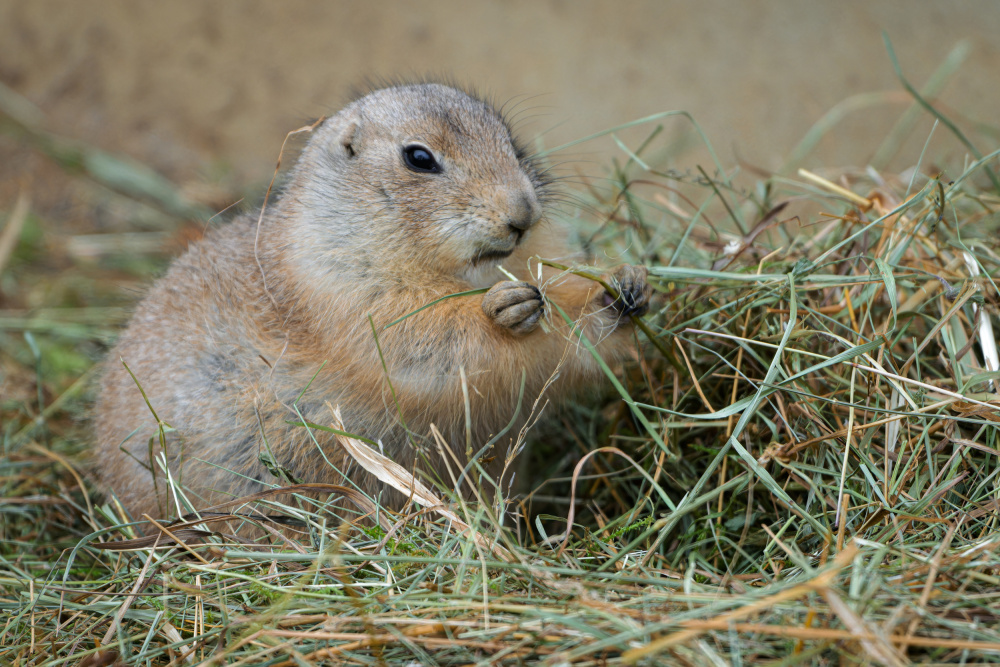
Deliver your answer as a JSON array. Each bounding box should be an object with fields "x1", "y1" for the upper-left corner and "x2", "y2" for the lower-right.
[{"x1": 94, "y1": 83, "x2": 651, "y2": 522}]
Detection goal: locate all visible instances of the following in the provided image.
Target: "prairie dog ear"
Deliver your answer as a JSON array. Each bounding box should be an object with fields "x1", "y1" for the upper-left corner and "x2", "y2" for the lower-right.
[{"x1": 337, "y1": 113, "x2": 361, "y2": 158}]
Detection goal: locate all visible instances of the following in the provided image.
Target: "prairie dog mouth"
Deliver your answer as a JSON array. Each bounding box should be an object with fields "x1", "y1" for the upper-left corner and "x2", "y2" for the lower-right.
[{"x1": 471, "y1": 247, "x2": 515, "y2": 266}]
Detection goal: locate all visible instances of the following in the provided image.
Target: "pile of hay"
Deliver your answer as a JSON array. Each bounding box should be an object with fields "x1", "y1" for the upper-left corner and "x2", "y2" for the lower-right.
[{"x1": 2, "y1": 72, "x2": 1000, "y2": 665}]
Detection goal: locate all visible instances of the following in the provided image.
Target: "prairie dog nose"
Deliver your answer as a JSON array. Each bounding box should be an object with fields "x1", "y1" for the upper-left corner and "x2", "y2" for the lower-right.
[{"x1": 507, "y1": 189, "x2": 542, "y2": 232}]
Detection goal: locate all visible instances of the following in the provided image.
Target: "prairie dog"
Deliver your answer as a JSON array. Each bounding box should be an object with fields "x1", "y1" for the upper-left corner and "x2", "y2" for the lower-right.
[{"x1": 94, "y1": 83, "x2": 651, "y2": 520}]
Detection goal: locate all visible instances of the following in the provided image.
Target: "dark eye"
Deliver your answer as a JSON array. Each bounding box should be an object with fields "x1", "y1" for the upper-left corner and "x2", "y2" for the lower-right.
[{"x1": 402, "y1": 144, "x2": 441, "y2": 173}]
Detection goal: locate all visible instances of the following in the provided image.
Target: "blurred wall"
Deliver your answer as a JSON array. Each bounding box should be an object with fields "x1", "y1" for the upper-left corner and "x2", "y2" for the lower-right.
[{"x1": 1, "y1": 0, "x2": 999, "y2": 196}]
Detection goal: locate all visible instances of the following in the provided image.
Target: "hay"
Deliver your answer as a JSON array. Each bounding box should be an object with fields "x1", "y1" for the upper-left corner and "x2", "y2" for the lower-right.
[{"x1": 3, "y1": 67, "x2": 1000, "y2": 665}]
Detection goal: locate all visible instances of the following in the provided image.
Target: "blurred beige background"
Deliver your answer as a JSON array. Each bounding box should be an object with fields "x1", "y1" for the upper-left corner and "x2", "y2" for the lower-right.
[{"x1": 1, "y1": 0, "x2": 999, "y2": 209}]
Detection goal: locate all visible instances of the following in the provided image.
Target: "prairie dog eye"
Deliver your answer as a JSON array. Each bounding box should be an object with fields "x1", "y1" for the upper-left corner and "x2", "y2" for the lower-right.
[{"x1": 402, "y1": 144, "x2": 441, "y2": 173}]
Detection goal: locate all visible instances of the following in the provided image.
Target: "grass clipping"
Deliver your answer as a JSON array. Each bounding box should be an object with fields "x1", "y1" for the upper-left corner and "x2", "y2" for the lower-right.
[{"x1": 3, "y1": 104, "x2": 1000, "y2": 664}]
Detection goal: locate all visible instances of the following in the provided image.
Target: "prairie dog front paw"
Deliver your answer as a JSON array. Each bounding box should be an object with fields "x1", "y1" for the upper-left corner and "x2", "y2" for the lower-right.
[
  {"x1": 602, "y1": 264, "x2": 652, "y2": 319},
  {"x1": 482, "y1": 281, "x2": 544, "y2": 336}
]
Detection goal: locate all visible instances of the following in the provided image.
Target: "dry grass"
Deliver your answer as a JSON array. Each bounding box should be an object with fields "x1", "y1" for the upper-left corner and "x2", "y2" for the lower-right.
[{"x1": 3, "y1": 50, "x2": 1000, "y2": 666}]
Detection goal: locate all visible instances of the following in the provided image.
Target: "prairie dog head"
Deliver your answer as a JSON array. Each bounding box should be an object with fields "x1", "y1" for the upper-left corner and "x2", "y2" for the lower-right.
[{"x1": 283, "y1": 83, "x2": 547, "y2": 281}]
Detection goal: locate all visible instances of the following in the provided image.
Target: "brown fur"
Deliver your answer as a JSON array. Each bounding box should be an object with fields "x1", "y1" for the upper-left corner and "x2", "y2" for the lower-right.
[{"x1": 94, "y1": 83, "x2": 651, "y2": 520}]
